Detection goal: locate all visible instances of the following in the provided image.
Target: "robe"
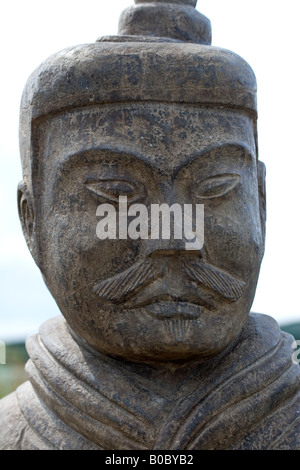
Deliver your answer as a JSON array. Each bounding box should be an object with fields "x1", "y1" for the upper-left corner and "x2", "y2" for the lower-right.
[{"x1": 0, "y1": 313, "x2": 299, "y2": 450}]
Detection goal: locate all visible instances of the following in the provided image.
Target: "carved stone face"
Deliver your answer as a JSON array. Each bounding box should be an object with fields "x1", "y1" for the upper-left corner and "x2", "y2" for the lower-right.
[{"x1": 30, "y1": 102, "x2": 265, "y2": 362}]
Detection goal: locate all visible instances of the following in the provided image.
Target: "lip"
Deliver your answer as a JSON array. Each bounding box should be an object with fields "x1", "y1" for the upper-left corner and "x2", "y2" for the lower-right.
[{"x1": 142, "y1": 301, "x2": 203, "y2": 320}]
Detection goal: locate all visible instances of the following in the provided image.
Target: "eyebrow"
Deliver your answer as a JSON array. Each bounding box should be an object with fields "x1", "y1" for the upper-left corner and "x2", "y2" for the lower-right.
[
  {"x1": 59, "y1": 145, "x2": 154, "y2": 173},
  {"x1": 59, "y1": 141, "x2": 255, "y2": 175},
  {"x1": 174, "y1": 141, "x2": 255, "y2": 178}
]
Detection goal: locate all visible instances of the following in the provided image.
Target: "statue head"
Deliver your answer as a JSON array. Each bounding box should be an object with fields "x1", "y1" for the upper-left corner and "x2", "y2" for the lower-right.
[{"x1": 17, "y1": 0, "x2": 266, "y2": 363}]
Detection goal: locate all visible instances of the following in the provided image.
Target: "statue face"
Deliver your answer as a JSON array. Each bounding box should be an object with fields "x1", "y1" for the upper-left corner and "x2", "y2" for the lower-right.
[{"x1": 32, "y1": 102, "x2": 264, "y2": 362}]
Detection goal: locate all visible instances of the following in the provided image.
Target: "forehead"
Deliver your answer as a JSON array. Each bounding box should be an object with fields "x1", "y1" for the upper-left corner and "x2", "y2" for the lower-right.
[{"x1": 39, "y1": 103, "x2": 256, "y2": 172}]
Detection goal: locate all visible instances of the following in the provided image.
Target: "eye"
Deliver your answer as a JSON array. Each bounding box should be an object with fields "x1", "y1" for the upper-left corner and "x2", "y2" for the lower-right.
[
  {"x1": 192, "y1": 174, "x2": 240, "y2": 200},
  {"x1": 85, "y1": 179, "x2": 146, "y2": 203}
]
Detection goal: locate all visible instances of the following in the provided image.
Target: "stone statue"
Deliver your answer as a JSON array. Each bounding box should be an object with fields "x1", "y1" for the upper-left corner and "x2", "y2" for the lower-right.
[{"x1": 0, "y1": 0, "x2": 299, "y2": 450}]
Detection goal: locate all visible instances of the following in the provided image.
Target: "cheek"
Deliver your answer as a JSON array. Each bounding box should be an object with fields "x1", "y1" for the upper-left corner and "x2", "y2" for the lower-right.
[
  {"x1": 203, "y1": 204, "x2": 263, "y2": 278},
  {"x1": 39, "y1": 208, "x2": 141, "y2": 292}
]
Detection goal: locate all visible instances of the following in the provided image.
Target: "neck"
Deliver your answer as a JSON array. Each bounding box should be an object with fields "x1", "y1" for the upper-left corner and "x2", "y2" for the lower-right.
[
  {"x1": 19, "y1": 313, "x2": 298, "y2": 450},
  {"x1": 66, "y1": 321, "x2": 242, "y2": 392}
]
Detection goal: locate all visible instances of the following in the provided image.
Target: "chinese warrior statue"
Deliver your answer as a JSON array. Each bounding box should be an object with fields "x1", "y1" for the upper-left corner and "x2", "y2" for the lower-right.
[{"x1": 0, "y1": 0, "x2": 299, "y2": 450}]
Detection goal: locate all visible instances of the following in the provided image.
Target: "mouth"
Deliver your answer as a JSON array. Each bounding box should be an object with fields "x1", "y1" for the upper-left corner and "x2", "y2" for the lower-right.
[
  {"x1": 143, "y1": 301, "x2": 203, "y2": 320},
  {"x1": 126, "y1": 294, "x2": 214, "y2": 320}
]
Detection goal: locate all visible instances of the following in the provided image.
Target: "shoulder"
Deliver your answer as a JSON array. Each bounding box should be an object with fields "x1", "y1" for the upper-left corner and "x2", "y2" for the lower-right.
[
  {"x1": 0, "y1": 385, "x2": 29, "y2": 450},
  {"x1": 0, "y1": 381, "x2": 59, "y2": 450}
]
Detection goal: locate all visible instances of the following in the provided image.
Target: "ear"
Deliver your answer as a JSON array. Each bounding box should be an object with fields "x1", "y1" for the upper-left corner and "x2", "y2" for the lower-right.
[
  {"x1": 17, "y1": 181, "x2": 40, "y2": 267},
  {"x1": 257, "y1": 161, "x2": 266, "y2": 252}
]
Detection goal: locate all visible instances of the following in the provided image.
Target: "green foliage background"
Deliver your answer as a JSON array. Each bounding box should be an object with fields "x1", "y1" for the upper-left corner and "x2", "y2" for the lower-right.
[{"x1": 0, "y1": 343, "x2": 28, "y2": 399}]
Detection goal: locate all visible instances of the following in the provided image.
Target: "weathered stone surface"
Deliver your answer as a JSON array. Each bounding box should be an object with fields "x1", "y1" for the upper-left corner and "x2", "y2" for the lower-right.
[
  {"x1": 118, "y1": 1, "x2": 211, "y2": 44},
  {"x1": 0, "y1": 0, "x2": 299, "y2": 450},
  {"x1": 1, "y1": 314, "x2": 299, "y2": 450}
]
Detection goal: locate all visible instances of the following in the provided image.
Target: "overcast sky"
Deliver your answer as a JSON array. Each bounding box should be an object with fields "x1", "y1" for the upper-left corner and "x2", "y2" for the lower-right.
[{"x1": 0, "y1": 0, "x2": 299, "y2": 342}]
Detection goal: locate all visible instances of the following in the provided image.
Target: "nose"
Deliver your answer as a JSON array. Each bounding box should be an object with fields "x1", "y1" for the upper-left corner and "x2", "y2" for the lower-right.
[{"x1": 141, "y1": 239, "x2": 202, "y2": 260}]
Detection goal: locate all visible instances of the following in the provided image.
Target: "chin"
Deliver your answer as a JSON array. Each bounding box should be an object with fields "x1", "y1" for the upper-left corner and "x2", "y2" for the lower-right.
[
  {"x1": 93, "y1": 321, "x2": 238, "y2": 364},
  {"x1": 62, "y1": 298, "x2": 249, "y2": 364}
]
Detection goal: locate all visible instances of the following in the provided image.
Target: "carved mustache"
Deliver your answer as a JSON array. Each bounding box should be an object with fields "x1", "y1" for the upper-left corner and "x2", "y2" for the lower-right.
[
  {"x1": 93, "y1": 258, "x2": 246, "y2": 303},
  {"x1": 181, "y1": 260, "x2": 246, "y2": 302},
  {"x1": 94, "y1": 260, "x2": 159, "y2": 303}
]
